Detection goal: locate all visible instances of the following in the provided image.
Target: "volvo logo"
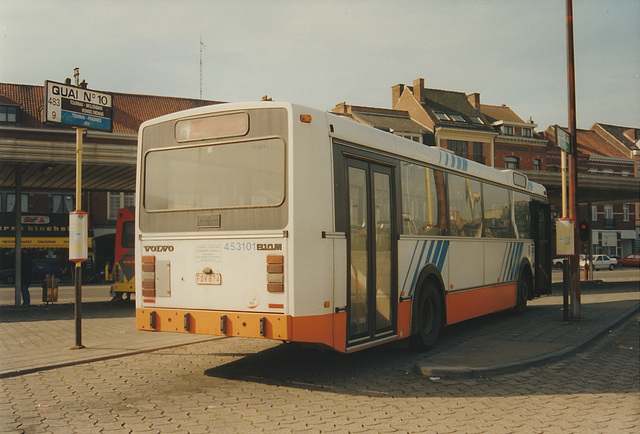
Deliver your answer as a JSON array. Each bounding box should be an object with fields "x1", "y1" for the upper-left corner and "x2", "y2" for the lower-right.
[{"x1": 144, "y1": 245, "x2": 174, "y2": 252}]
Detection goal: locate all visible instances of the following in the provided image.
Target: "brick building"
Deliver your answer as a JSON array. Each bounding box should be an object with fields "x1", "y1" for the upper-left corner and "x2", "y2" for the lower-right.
[{"x1": 544, "y1": 125, "x2": 639, "y2": 256}]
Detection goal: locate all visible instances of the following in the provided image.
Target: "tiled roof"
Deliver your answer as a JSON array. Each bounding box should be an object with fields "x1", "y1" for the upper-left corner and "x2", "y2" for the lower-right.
[
  {"x1": 576, "y1": 129, "x2": 629, "y2": 158},
  {"x1": 479, "y1": 104, "x2": 525, "y2": 124},
  {"x1": 593, "y1": 123, "x2": 640, "y2": 152},
  {"x1": 546, "y1": 125, "x2": 631, "y2": 159},
  {"x1": 409, "y1": 86, "x2": 494, "y2": 131},
  {"x1": 0, "y1": 83, "x2": 223, "y2": 134},
  {"x1": 351, "y1": 111, "x2": 428, "y2": 135}
]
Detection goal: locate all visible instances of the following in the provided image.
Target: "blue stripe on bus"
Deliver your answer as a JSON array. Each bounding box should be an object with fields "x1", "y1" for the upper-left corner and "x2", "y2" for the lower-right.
[
  {"x1": 408, "y1": 241, "x2": 429, "y2": 295},
  {"x1": 510, "y1": 243, "x2": 524, "y2": 280},
  {"x1": 402, "y1": 241, "x2": 421, "y2": 295},
  {"x1": 507, "y1": 242, "x2": 517, "y2": 282},
  {"x1": 500, "y1": 242, "x2": 512, "y2": 282},
  {"x1": 500, "y1": 242, "x2": 524, "y2": 282},
  {"x1": 404, "y1": 240, "x2": 450, "y2": 296},
  {"x1": 436, "y1": 241, "x2": 449, "y2": 270},
  {"x1": 499, "y1": 242, "x2": 509, "y2": 282}
]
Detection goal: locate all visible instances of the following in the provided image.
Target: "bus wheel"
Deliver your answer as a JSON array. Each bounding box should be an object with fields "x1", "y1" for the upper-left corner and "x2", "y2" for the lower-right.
[
  {"x1": 513, "y1": 268, "x2": 530, "y2": 315},
  {"x1": 410, "y1": 281, "x2": 442, "y2": 352}
]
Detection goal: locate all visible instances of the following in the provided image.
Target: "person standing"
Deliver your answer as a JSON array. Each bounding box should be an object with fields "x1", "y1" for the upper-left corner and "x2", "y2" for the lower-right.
[{"x1": 20, "y1": 251, "x2": 32, "y2": 306}]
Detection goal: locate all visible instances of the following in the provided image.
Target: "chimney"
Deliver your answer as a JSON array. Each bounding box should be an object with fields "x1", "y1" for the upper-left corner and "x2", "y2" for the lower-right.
[
  {"x1": 468, "y1": 93, "x2": 481, "y2": 110},
  {"x1": 413, "y1": 78, "x2": 424, "y2": 102},
  {"x1": 333, "y1": 102, "x2": 349, "y2": 114},
  {"x1": 392, "y1": 84, "x2": 405, "y2": 107}
]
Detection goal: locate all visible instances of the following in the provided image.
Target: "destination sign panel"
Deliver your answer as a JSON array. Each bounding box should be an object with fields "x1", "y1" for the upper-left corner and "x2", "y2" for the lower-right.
[{"x1": 44, "y1": 80, "x2": 113, "y2": 132}]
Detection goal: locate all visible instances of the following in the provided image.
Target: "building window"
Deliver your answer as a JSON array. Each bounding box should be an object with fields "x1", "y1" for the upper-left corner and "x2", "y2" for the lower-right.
[
  {"x1": 504, "y1": 156, "x2": 519, "y2": 169},
  {"x1": 0, "y1": 106, "x2": 19, "y2": 123},
  {"x1": 522, "y1": 128, "x2": 532, "y2": 137},
  {"x1": 449, "y1": 113, "x2": 465, "y2": 123},
  {"x1": 399, "y1": 134, "x2": 421, "y2": 143},
  {"x1": 592, "y1": 205, "x2": 598, "y2": 221},
  {"x1": 472, "y1": 142, "x2": 483, "y2": 164},
  {"x1": 623, "y1": 204, "x2": 630, "y2": 221},
  {"x1": 434, "y1": 112, "x2": 450, "y2": 121},
  {"x1": 604, "y1": 205, "x2": 613, "y2": 220},
  {"x1": 470, "y1": 116, "x2": 484, "y2": 125},
  {"x1": 447, "y1": 140, "x2": 467, "y2": 158},
  {"x1": 108, "y1": 192, "x2": 135, "y2": 220},
  {"x1": 6, "y1": 194, "x2": 28, "y2": 212},
  {"x1": 503, "y1": 125, "x2": 514, "y2": 135},
  {"x1": 533, "y1": 159, "x2": 541, "y2": 170}
]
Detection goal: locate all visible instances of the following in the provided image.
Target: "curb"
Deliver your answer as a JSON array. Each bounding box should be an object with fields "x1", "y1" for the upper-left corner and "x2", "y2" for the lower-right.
[{"x1": 415, "y1": 305, "x2": 639, "y2": 379}]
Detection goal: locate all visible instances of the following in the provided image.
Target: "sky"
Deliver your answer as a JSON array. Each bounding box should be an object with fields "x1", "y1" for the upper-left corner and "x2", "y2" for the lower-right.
[{"x1": 1, "y1": 0, "x2": 639, "y2": 131}]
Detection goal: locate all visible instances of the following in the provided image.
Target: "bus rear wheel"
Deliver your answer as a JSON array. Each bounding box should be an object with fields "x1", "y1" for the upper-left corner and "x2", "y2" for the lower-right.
[{"x1": 410, "y1": 281, "x2": 442, "y2": 352}]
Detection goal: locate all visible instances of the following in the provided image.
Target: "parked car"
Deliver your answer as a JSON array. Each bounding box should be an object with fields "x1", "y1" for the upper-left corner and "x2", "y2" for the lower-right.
[
  {"x1": 618, "y1": 253, "x2": 640, "y2": 267},
  {"x1": 580, "y1": 254, "x2": 617, "y2": 271},
  {"x1": 552, "y1": 257, "x2": 567, "y2": 268},
  {"x1": 0, "y1": 260, "x2": 65, "y2": 284}
]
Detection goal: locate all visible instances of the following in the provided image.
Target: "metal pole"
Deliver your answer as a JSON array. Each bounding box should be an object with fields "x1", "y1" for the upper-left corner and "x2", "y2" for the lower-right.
[
  {"x1": 561, "y1": 150, "x2": 568, "y2": 218},
  {"x1": 14, "y1": 165, "x2": 22, "y2": 306},
  {"x1": 563, "y1": 259, "x2": 569, "y2": 322},
  {"x1": 74, "y1": 127, "x2": 84, "y2": 348},
  {"x1": 566, "y1": 0, "x2": 581, "y2": 318}
]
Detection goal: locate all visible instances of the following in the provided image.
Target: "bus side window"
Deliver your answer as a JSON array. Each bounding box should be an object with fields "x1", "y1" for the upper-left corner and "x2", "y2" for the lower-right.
[
  {"x1": 482, "y1": 184, "x2": 514, "y2": 239},
  {"x1": 448, "y1": 174, "x2": 482, "y2": 237},
  {"x1": 513, "y1": 192, "x2": 532, "y2": 239},
  {"x1": 400, "y1": 163, "x2": 444, "y2": 236}
]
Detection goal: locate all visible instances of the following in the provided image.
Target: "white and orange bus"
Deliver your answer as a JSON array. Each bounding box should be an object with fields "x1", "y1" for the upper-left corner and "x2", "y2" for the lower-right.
[{"x1": 135, "y1": 101, "x2": 551, "y2": 353}]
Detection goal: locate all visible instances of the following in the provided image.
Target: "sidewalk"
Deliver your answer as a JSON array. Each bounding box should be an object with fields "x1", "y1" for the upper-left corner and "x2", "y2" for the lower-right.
[
  {"x1": 0, "y1": 282, "x2": 637, "y2": 379},
  {"x1": 416, "y1": 280, "x2": 639, "y2": 378},
  {"x1": 0, "y1": 293, "x2": 218, "y2": 378}
]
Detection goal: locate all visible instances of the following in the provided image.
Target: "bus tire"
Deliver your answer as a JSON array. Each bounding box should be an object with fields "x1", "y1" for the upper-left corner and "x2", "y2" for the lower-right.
[
  {"x1": 513, "y1": 266, "x2": 531, "y2": 315},
  {"x1": 410, "y1": 280, "x2": 442, "y2": 352}
]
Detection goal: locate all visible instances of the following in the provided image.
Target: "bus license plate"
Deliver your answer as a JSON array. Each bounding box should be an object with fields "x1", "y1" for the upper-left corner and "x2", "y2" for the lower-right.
[{"x1": 196, "y1": 273, "x2": 222, "y2": 285}]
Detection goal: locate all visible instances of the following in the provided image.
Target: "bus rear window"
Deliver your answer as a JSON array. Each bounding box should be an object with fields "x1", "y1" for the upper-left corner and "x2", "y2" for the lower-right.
[{"x1": 144, "y1": 138, "x2": 285, "y2": 211}]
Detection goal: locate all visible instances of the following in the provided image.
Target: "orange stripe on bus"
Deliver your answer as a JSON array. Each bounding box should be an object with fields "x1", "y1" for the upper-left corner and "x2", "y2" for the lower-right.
[{"x1": 445, "y1": 282, "x2": 517, "y2": 325}]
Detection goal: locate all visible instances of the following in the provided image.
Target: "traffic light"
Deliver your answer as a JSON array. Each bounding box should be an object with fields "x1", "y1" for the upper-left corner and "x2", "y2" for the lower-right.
[{"x1": 579, "y1": 220, "x2": 589, "y2": 242}]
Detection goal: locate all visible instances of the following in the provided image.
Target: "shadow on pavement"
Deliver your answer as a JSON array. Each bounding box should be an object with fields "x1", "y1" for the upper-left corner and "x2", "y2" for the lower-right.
[{"x1": 0, "y1": 300, "x2": 135, "y2": 322}]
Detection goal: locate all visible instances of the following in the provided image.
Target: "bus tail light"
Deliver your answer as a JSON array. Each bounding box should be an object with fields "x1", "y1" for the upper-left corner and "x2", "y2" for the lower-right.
[
  {"x1": 141, "y1": 255, "x2": 156, "y2": 302},
  {"x1": 266, "y1": 255, "x2": 284, "y2": 293}
]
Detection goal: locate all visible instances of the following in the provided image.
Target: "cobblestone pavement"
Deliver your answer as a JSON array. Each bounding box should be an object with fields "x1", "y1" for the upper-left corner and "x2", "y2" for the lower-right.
[{"x1": 1, "y1": 313, "x2": 638, "y2": 433}]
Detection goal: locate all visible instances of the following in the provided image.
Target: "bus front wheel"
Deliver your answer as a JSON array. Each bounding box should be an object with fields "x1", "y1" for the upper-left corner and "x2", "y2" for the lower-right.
[
  {"x1": 410, "y1": 281, "x2": 442, "y2": 352},
  {"x1": 513, "y1": 267, "x2": 531, "y2": 315}
]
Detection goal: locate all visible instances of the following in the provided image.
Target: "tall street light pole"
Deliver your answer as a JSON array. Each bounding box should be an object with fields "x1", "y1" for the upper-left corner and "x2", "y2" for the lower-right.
[{"x1": 566, "y1": 0, "x2": 581, "y2": 318}]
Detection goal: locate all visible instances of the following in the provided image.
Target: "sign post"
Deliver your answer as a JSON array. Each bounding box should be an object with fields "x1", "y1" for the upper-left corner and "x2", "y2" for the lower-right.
[
  {"x1": 556, "y1": 126, "x2": 571, "y2": 218},
  {"x1": 44, "y1": 73, "x2": 113, "y2": 348}
]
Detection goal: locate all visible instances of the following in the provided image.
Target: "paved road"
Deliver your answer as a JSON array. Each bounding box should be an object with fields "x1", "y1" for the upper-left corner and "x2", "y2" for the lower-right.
[{"x1": 1, "y1": 300, "x2": 638, "y2": 432}]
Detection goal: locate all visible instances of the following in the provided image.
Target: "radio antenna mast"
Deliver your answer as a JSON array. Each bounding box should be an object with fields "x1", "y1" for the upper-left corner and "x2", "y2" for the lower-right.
[{"x1": 200, "y1": 36, "x2": 205, "y2": 100}]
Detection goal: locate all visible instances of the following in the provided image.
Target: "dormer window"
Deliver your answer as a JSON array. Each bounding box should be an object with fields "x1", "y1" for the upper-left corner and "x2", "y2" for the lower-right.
[
  {"x1": 449, "y1": 114, "x2": 465, "y2": 122},
  {"x1": 434, "y1": 112, "x2": 450, "y2": 121},
  {"x1": 503, "y1": 125, "x2": 514, "y2": 135},
  {"x1": 522, "y1": 128, "x2": 532, "y2": 137},
  {"x1": 0, "y1": 105, "x2": 19, "y2": 124}
]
